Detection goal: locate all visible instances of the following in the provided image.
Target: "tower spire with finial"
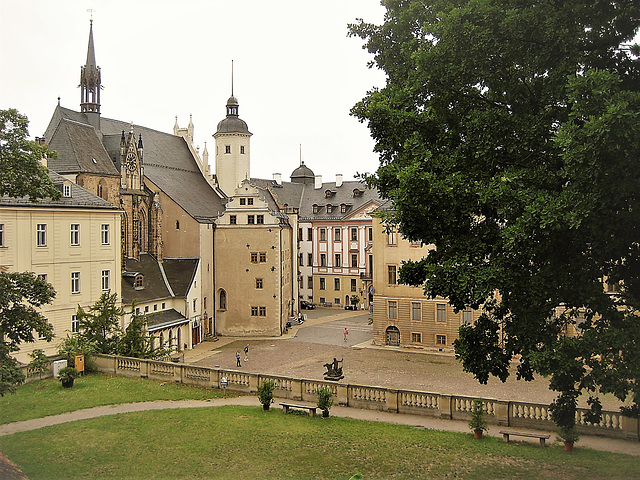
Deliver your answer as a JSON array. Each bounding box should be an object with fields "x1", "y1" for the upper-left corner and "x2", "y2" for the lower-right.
[{"x1": 80, "y1": 15, "x2": 101, "y2": 129}]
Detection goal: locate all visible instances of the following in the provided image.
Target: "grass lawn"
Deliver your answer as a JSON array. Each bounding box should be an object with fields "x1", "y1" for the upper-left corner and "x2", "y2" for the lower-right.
[
  {"x1": 0, "y1": 373, "x2": 229, "y2": 424},
  {"x1": 1, "y1": 405, "x2": 638, "y2": 480}
]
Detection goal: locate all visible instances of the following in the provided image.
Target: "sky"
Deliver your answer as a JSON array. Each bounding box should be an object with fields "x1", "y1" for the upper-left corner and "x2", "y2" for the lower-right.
[{"x1": 0, "y1": 0, "x2": 387, "y2": 182}]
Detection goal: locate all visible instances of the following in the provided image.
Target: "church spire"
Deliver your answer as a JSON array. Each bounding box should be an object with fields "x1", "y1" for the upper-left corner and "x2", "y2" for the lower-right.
[{"x1": 80, "y1": 20, "x2": 101, "y2": 129}]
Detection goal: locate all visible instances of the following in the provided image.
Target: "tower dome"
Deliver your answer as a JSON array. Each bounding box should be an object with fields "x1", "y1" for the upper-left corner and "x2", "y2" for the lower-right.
[
  {"x1": 216, "y1": 95, "x2": 250, "y2": 134},
  {"x1": 290, "y1": 161, "x2": 315, "y2": 185}
]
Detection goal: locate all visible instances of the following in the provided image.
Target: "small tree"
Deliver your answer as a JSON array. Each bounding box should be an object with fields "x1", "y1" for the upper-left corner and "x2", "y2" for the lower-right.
[
  {"x1": 77, "y1": 292, "x2": 123, "y2": 354},
  {"x1": 468, "y1": 399, "x2": 488, "y2": 438},
  {"x1": 257, "y1": 380, "x2": 275, "y2": 410},
  {"x1": 0, "y1": 343, "x2": 25, "y2": 397},
  {"x1": 316, "y1": 386, "x2": 334, "y2": 417},
  {"x1": 350, "y1": 295, "x2": 360, "y2": 309},
  {"x1": 117, "y1": 304, "x2": 169, "y2": 359},
  {"x1": 57, "y1": 334, "x2": 94, "y2": 366},
  {"x1": 27, "y1": 349, "x2": 49, "y2": 380}
]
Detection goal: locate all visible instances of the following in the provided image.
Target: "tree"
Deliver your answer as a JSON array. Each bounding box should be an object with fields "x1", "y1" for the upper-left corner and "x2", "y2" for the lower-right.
[
  {"x1": 76, "y1": 292, "x2": 123, "y2": 354},
  {"x1": 350, "y1": 0, "x2": 640, "y2": 431},
  {"x1": 0, "y1": 108, "x2": 61, "y2": 202},
  {"x1": 27, "y1": 349, "x2": 49, "y2": 380},
  {"x1": 0, "y1": 343, "x2": 25, "y2": 397},
  {"x1": 117, "y1": 304, "x2": 168, "y2": 359}
]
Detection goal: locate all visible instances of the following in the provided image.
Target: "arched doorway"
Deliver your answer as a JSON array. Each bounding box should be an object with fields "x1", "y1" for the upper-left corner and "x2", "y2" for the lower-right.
[{"x1": 386, "y1": 326, "x2": 400, "y2": 346}]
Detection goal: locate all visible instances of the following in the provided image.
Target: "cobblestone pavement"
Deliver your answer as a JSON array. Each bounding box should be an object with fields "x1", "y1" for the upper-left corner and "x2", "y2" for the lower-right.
[{"x1": 190, "y1": 307, "x2": 624, "y2": 410}]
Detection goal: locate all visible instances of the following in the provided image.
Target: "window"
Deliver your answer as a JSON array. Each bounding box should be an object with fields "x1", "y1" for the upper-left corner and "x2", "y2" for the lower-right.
[
  {"x1": 256, "y1": 278, "x2": 263, "y2": 289},
  {"x1": 71, "y1": 272, "x2": 80, "y2": 294},
  {"x1": 240, "y1": 146, "x2": 245, "y2": 154},
  {"x1": 247, "y1": 198, "x2": 254, "y2": 205},
  {"x1": 298, "y1": 228, "x2": 303, "y2": 241},
  {"x1": 203, "y1": 297, "x2": 207, "y2": 310},
  {"x1": 251, "y1": 252, "x2": 259, "y2": 263},
  {"x1": 307, "y1": 276, "x2": 313, "y2": 289},
  {"x1": 0, "y1": 224, "x2": 4, "y2": 247},
  {"x1": 387, "y1": 227, "x2": 397, "y2": 245},
  {"x1": 307, "y1": 228, "x2": 313, "y2": 241},
  {"x1": 63, "y1": 184, "x2": 71, "y2": 197},
  {"x1": 350, "y1": 278, "x2": 357, "y2": 292},
  {"x1": 462, "y1": 307, "x2": 473, "y2": 325},
  {"x1": 162, "y1": 302, "x2": 166, "y2": 309},
  {"x1": 38, "y1": 274, "x2": 47, "y2": 281},
  {"x1": 101, "y1": 270, "x2": 110, "y2": 291},
  {"x1": 334, "y1": 297, "x2": 341, "y2": 305},
  {"x1": 319, "y1": 277, "x2": 326, "y2": 290},
  {"x1": 436, "y1": 334, "x2": 447, "y2": 345},
  {"x1": 412, "y1": 302, "x2": 421, "y2": 321},
  {"x1": 145, "y1": 306, "x2": 149, "y2": 313},
  {"x1": 219, "y1": 290, "x2": 227, "y2": 310},
  {"x1": 256, "y1": 215, "x2": 264, "y2": 224},
  {"x1": 135, "y1": 275, "x2": 144, "y2": 289},
  {"x1": 313, "y1": 205, "x2": 319, "y2": 214},
  {"x1": 388, "y1": 300, "x2": 397, "y2": 319},
  {"x1": 259, "y1": 306, "x2": 266, "y2": 316},
  {"x1": 412, "y1": 332, "x2": 422, "y2": 343},
  {"x1": 259, "y1": 252, "x2": 267, "y2": 263},
  {"x1": 230, "y1": 215, "x2": 237, "y2": 225},
  {"x1": 154, "y1": 304, "x2": 158, "y2": 311},
  {"x1": 72, "y1": 315, "x2": 79, "y2": 334},
  {"x1": 334, "y1": 228, "x2": 341, "y2": 241},
  {"x1": 326, "y1": 205, "x2": 333, "y2": 214},
  {"x1": 101, "y1": 224, "x2": 110, "y2": 245},
  {"x1": 436, "y1": 304, "x2": 447, "y2": 323},
  {"x1": 320, "y1": 254, "x2": 327, "y2": 267},
  {"x1": 351, "y1": 254, "x2": 358, "y2": 268},
  {"x1": 368, "y1": 227, "x2": 373, "y2": 242},
  {"x1": 298, "y1": 253, "x2": 303, "y2": 266},
  {"x1": 334, "y1": 278, "x2": 340, "y2": 291},
  {"x1": 248, "y1": 215, "x2": 255, "y2": 224},
  {"x1": 341, "y1": 204, "x2": 347, "y2": 213},
  {"x1": 193, "y1": 298, "x2": 197, "y2": 311},
  {"x1": 334, "y1": 253, "x2": 341, "y2": 267},
  {"x1": 308, "y1": 253, "x2": 313, "y2": 266},
  {"x1": 37, "y1": 224, "x2": 47, "y2": 246},
  {"x1": 388, "y1": 265, "x2": 397, "y2": 285},
  {"x1": 176, "y1": 220, "x2": 180, "y2": 230},
  {"x1": 240, "y1": 198, "x2": 246, "y2": 205},
  {"x1": 351, "y1": 228, "x2": 358, "y2": 241},
  {"x1": 319, "y1": 228, "x2": 326, "y2": 241},
  {"x1": 225, "y1": 145, "x2": 231, "y2": 154},
  {"x1": 70, "y1": 224, "x2": 80, "y2": 246},
  {"x1": 251, "y1": 306, "x2": 267, "y2": 316}
]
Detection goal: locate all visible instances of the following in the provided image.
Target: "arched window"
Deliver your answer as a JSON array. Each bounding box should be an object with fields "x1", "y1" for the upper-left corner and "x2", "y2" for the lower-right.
[{"x1": 219, "y1": 289, "x2": 227, "y2": 310}]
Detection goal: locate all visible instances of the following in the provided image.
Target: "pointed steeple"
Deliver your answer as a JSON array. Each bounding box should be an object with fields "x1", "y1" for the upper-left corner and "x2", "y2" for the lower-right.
[{"x1": 80, "y1": 20, "x2": 101, "y2": 129}]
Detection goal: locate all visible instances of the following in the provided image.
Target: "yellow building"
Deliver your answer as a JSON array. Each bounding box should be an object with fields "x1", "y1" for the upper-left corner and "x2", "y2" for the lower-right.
[
  {"x1": 0, "y1": 173, "x2": 121, "y2": 363},
  {"x1": 371, "y1": 213, "x2": 480, "y2": 351}
]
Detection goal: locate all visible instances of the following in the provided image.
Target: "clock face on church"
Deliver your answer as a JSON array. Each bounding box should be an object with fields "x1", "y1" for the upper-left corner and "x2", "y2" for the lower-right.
[{"x1": 125, "y1": 152, "x2": 137, "y2": 171}]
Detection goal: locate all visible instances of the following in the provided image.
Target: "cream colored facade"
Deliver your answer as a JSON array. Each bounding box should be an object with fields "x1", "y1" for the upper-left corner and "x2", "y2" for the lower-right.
[
  {"x1": 214, "y1": 181, "x2": 297, "y2": 336},
  {"x1": 371, "y1": 216, "x2": 480, "y2": 351},
  {"x1": 0, "y1": 187, "x2": 121, "y2": 363}
]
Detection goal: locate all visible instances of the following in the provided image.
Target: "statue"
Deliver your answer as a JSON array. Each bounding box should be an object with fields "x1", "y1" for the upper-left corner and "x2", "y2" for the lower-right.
[{"x1": 323, "y1": 357, "x2": 344, "y2": 381}]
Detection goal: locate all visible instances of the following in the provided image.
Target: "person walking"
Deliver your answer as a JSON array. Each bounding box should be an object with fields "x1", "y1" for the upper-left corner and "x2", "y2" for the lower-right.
[
  {"x1": 243, "y1": 344, "x2": 249, "y2": 362},
  {"x1": 343, "y1": 327, "x2": 349, "y2": 342},
  {"x1": 236, "y1": 350, "x2": 241, "y2": 367}
]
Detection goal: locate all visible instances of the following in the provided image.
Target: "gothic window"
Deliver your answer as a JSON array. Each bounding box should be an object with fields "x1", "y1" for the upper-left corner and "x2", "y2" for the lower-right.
[{"x1": 219, "y1": 289, "x2": 227, "y2": 310}]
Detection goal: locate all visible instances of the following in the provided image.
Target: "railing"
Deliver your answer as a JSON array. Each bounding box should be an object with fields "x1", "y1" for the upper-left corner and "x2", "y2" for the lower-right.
[{"x1": 85, "y1": 354, "x2": 640, "y2": 442}]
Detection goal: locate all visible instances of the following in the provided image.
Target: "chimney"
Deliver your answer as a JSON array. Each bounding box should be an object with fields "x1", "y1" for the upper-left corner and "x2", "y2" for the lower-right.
[
  {"x1": 315, "y1": 175, "x2": 323, "y2": 189},
  {"x1": 336, "y1": 174, "x2": 343, "y2": 188},
  {"x1": 273, "y1": 173, "x2": 282, "y2": 185}
]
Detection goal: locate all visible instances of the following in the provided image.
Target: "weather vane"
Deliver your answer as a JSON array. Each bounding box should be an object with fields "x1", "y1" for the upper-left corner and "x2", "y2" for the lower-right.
[{"x1": 87, "y1": 8, "x2": 95, "y2": 23}]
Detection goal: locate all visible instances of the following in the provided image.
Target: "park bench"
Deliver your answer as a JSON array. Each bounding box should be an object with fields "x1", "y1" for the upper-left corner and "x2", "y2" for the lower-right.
[
  {"x1": 280, "y1": 402, "x2": 317, "y2": 417},
  {"x1": 499, "y1": 430, "x2": 550, "y2": 447}
]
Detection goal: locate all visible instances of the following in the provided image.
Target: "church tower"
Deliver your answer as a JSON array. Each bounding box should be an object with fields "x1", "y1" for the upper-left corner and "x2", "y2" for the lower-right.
[
  {"x1": 80, "y1": 20, "x2": 101, "y2": 131},
  {"x1": 214, "y1": 92, "x2": 252, "y2": 197}
]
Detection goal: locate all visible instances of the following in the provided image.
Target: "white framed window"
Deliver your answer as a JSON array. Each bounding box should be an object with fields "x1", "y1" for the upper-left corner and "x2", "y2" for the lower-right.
[
  {"x1": 335, "y1": 253, "x2": 341, "y2": 267},
  {"x1": 388, "y1": 300, "x2": 398, "y2": 319},
  {"x1": 319, "y1": 277, "x2": 326, "y2": 290},
  {"x1": 412, "y1": 332, "x2": 422, "y2": 343},
  {"x1": 101, "y1": 270, "x2": 110, "y2": 291},
  {"x1": 334, "y1": 277, "x2": 340, "y2": 291},
  {"x1": 72, "y1": 315, "x2": 79, "y2": 334},
  {"x1": 350, "y1": 278, "x2": 357, "y2": 292},
  {"x1": 462, "y1": 307, "x2": 473, "y2": 325},
  {"x1": 71, "y1": 272, "x2": 80, "y2": 294},
  {"x1": 388, "y1": 265, "x2": 397, "y2": 285},
  {"x1": 70, "y1": 224, "x2": 80, "y2": 246},
  {"x1": 101, "y1": 224, "x2": 110, "y2": 245},
  {"x1": 436, "y1": 334, "x2": 447, "y2": 345},
  {"x1": 351, "y1": 227, "x2": 358, "y2": 241},
  {"x1": 319, "y1": 228, "x2": 326, "y2": 241},
  {"x1": 63, "y1": 184, "x2": 71, "y2": 197},
  {"x1": 334, "y1": 228, "x2": 341, "y2": 241},
  {"x1": 37, "y1": 224, "x2": 47, "y2": 246}
]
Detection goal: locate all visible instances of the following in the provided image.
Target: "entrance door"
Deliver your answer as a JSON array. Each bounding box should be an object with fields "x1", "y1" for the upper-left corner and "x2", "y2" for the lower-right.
[{"x1": 386, "y1": 326, "x2": 400, "y2": 346}]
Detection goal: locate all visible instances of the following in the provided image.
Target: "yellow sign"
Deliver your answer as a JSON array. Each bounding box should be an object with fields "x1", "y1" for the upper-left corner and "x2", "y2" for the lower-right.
[{"x1": 75, "y1": 355, "x2": 85, "y2": 373}]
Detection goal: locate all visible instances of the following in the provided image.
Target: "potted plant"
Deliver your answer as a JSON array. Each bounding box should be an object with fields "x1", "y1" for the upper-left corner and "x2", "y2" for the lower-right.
[
  {"x1": 468, "y1": 399, "x2": 488, "y2": 439},
  {"x1": 316, "y1": 386, "x2": 334, "y2": 418},
  {"x1": 58, "y1": 367, "x2": 80, "y2": 388},
  {"x1": 350, "y1": 295, "x2": 360, "y2": 311},
  {"x1": 257, "y1": 379, "x2": 275, "y2": 411},
  {"x1": 558, "y1": 426, "x2": 579, "y2": 451}
]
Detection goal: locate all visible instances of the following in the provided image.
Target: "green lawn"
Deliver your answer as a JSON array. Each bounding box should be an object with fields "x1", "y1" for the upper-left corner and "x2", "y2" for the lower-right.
[
  {"x1": 0, "y1": 373, "x2": 228, "y2": 424},
  {"x1": 1, "y1": 406, "x2": 638, "y2": 480}
]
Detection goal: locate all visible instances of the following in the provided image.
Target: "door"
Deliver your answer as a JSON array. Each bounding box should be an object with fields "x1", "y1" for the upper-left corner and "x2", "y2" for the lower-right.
[{"x1": 386, "y1": 326, "x2": 400, "y2": 346}]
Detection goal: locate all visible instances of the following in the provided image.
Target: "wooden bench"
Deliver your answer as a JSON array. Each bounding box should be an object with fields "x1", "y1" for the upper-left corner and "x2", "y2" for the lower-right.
[
  {"x1": 499, "y1": 430, "x2": 550, "y2": 447},
  {"x1": 280, "y1": 403, "x2": 317, "y2": 417}
]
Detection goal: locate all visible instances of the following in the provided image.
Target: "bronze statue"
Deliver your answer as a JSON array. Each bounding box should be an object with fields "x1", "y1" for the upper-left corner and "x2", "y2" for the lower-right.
[{"x1": 323, "y1": 357, "x2": 344, "y2": 381}]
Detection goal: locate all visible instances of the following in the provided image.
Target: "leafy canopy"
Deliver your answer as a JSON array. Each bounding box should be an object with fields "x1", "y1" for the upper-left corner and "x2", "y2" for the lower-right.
[{"x1": 350, "y1": 0, "x2": 640, "y2": 428}]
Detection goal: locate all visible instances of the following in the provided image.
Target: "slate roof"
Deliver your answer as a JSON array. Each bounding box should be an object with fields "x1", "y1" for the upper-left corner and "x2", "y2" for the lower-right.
[
  {"x1": 0, "y1": 171, "x2": 119, "y2": 210},
  {"x1": 122, "y1": 254, "x2": 172, "y2": 305},
  {"x1": 44, "y1": 106, "x2": 225, "y2": 223},
  {"x1": 146, "y1": 309, "x2": 189, "y2": 331},
  {"x1": 162, "y1": 258, "x2": 199, "y2": 298}
]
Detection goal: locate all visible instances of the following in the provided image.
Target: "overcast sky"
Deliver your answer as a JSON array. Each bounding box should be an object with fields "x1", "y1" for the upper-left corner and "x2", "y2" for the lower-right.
[{"x1": 0, "y1": 0, "x2": 387, "y2": 182}]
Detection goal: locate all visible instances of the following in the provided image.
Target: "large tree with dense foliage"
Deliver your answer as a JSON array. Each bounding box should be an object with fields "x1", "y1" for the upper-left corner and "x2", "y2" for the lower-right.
[
  {"x1": 350, "y1": 0, "x2": 640, "y2": 431},
  {"x1": 76, "y1": 292, "x2": 124, "y2": 355}
]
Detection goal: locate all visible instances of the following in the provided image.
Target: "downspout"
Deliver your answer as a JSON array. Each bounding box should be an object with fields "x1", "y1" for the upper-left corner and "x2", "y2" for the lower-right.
[{"x1": 279, "y1": 225, "x2": 283, "y2": 335}]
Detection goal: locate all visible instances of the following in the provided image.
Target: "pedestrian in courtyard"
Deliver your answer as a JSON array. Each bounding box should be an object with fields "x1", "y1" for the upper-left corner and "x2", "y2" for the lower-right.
[
  {"x1": 344, "y1": 327, "x2": 349, "y2": 342},
  {"x1": 236, "y1": 350, "x2": 241, "y2": 367},
  {"x1": 244, "y1": 344, "x2": 249, "y2": 362}
]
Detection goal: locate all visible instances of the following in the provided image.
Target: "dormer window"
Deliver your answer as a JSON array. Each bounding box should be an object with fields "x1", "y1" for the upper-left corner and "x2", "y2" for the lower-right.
[
  {"x1": 63, "y1": 184, "x2": 71, "y2": 198},
  {"x1": 341, "y1": 204, "x2": 347, "y2": 213},
  {"x1": 313, "y1": 204, "x2": 319, "y2": 214},
  {"x1": 325, "y1": 190, "x2": 334, "y2": 198},
  {"x1": 353, "y1": 189, "x2": 362, "y2": 197},
  {"x1": 326, "y1": 204, "x2": 333, "y2": 214},
  {"x1": 135, "y1": 274, "x2": 144, "y2": 290}
]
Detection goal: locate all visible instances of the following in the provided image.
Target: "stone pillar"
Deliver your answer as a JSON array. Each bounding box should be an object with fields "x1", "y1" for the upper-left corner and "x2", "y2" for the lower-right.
[
  {"x1": 140, "y1": 360, "x2": 149, "y2": 378},
  {"x1": 387, "y1": 389, "x2": 399, "y2": 413},
  {"x1": 292, "y1": 379, "x2": 303, "y2": 401},
  {"x1": 621, "y1": 416, "x2": 640, "y2": 441},
  {"x1": 249, "y1": 374, "x2": 259, "y2": 394},
  {"x1": 439, "y1": 394, "x2": 453, "y2": 419},
  {"x1": 495, "y1": 401, "x2": 510, "y2": 426}
]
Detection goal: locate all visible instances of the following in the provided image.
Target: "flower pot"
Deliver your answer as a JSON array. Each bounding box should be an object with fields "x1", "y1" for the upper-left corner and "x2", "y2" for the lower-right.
[
  {"x1": 564, "y1": 441, "x2": 574, "y2": 451},
  {"x1": 61, "y1": 378, "x2": 74, "y2": 388},
  {"x1": 263, "y1": 404, "x2": 270, "y2": 411},
  {"x1": 322, "y1": 409, "x2": 329, "y2": 418},
  {"x1": 473, "y1": 429, "x2": 483, "y2": 439}
]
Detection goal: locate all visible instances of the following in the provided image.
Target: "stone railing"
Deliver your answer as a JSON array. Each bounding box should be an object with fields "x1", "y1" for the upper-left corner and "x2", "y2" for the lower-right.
[{"x1": 89, "y1": 354, "x2": 639, "y2": 441}]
